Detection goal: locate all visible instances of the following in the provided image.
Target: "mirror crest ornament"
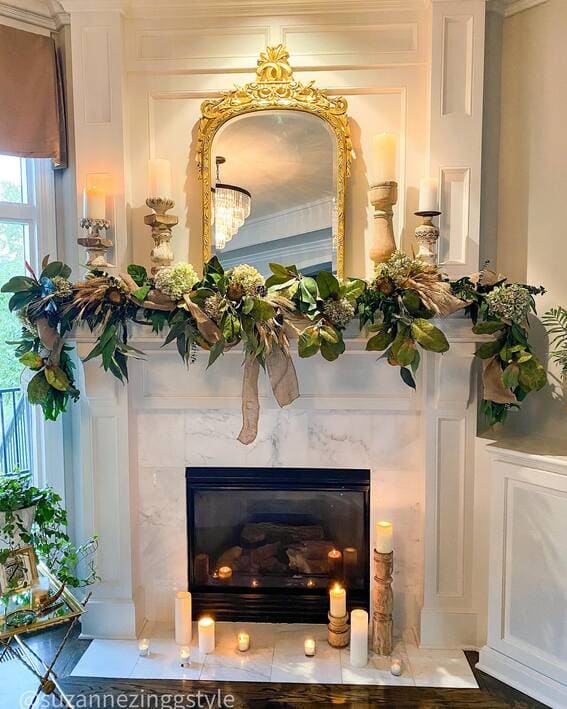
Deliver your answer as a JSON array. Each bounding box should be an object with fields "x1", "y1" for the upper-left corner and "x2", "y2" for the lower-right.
[{"x1": 197, "y1": 45, "x2": 352, "y2": 279}]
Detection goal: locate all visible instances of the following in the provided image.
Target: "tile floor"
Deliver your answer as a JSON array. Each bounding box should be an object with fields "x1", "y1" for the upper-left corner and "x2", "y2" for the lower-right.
[{"x1": 70, "y1": 622, "x2": 478, "y2": 688}]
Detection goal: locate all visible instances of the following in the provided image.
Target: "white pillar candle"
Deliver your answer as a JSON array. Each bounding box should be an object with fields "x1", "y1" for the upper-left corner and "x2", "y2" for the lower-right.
[
  {"x1": 138, "y1": 638, "x2": 150, "y2": 657},
  {"x1": 198, "y1": 616, "x2": 215, "y2": 655},
  {"x1": 148, "y1": 158, "x2": 172, "y2": 198},
  {"x1": 372, "y1": 133, "x2": 397, "y2": 183},
  {"x1": 327, "y1": 548, "x2": 342, "y2": 577},
  {"x1": 175, "y1": 591, "x2": 192, "y2": 646},
  {"x1": 83, "y1": 186, "x2": 106, "y2": 220},
  {"x1": 375, "y1": 521, "x2": 393, "y2": 553},
  {"x1": 391, "y1": 657, "x2": 402, "y2": 676},
  {"x1": 237, "y1": 631, "x2": 250, "y2": 652},
  {"x1": 343, "y1": 547, "x2": 358, "y2": 581},
  {"x1": 304, "y1": 638, "x2": 316, "y2": 656},
  {"x1": 350, "y1": 609, "x2": 369, "y2": 667},
  {"x1": 418, "y1": 177, "x2": 439, "y2": 212},
  {"x1": 329, "y1": 583, "x2": 347, "y2": 618}
]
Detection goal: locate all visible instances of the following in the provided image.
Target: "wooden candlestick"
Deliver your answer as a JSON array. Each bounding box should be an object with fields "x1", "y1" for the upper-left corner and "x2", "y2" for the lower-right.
[
  {"x1": 369, "y1": 181, "x2": 398, "y2": 265},
  {"x1": 327, "y1": 611, "x2": 350, "y2": 648},
  {"x1": 145, "y1": 197, "x2": 178, "y2": 275},
  {"x1": 415, "y1": 210, "x2": 441, "y2": 265},
  {"x1": 372, "y1": 549, "x2": 393, "y2": 656}
]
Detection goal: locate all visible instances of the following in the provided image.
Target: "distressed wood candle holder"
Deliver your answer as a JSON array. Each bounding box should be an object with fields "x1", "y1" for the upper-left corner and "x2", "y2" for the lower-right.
[
  {"x1": 78, "y1": 218, "x2": 113, "y2": 269},
  {"x1": 327, "y1": 611, "x2": 350, "y2": 648},
  {"x1": 415, "y1": 210, "x2": 441, "y2": 265},
  {"x1": 372, "y1": 549, "x2": 393, "y2": 655},
  {"x1": 369, "y1": 181, "x2": 398, "y2": 266},
  {"x1": 145, "y1": 197, "x2": 178, "y2": 275}
]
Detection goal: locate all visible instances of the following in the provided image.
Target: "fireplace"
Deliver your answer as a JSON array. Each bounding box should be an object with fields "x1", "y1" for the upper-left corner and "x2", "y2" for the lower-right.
[{"x1": 186, "y1": 467, "x2": 370, "y2": 623}]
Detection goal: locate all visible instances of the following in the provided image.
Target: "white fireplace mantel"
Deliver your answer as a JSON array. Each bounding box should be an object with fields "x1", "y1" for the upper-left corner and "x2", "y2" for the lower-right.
[{"x1": 69, "y1": 315, "x2": 487, "y2": 648}]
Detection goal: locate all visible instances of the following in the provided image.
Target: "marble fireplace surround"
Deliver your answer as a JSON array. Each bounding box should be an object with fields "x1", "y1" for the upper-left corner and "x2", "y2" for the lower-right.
[{"x1": 71, "y1": 317, "x2": 485, "y2": 649}]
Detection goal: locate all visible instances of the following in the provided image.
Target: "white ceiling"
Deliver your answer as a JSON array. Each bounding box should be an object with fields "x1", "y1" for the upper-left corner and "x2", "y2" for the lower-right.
[{"x1": 212, "y1": 111, "x2": 335, "y2": 220}]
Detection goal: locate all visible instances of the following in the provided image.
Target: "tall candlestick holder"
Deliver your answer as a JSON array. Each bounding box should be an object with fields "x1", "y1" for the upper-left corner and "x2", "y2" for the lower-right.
[
  {"x1": 144, "y1": 197, "x2": 178, "y2": 275},
  {"x1": 372, "y1": 549, "x2": 393, "y2": 656},
  {"x1": 415, "y1": 210, "x2": 441, "y2": 265},
  {"x1": 327, "y1": 611, "x2": 350, "y2": 649},
  {"x1": 78, "y1": 218, "x2": 113, "y2": 269},
  {"x1": 369, "y1": 181, "x2": 398, "y2": 266}
]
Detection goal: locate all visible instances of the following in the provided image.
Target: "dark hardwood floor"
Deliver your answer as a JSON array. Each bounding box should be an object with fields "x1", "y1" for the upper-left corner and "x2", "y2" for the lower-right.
[{"x1": 5, "y1": 625, "x2": 550, "y2": 708}]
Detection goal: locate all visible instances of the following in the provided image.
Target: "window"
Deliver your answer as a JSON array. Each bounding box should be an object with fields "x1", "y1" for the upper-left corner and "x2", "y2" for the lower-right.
[{"x1": 0, "y1": 155, "x2": 58, "y2": 483}]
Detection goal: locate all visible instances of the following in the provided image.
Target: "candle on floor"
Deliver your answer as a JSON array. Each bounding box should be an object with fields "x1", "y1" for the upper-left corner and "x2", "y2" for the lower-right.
[
  {"x1": 237, "y1": 631, "x2": 250, "y2": 652},
  {"x1": 343, "y1": 547, "x2": 358, "y2": 582},
  {"x1": 148, "y1": 158, "x2": 172, "y2": 198},
  {"x1": 329, "y1": 583, "x2": 347, "y2": 618},
  {"x1": 251, "y1": 579, "x2": 259, "y2": 588},
  {"x1": 194, "y1": 553, "x2": 209, "y2": 585},
  {"x1": 418, "y1": 177, "x2": 439, "y2": 212},
  {"x1": 327, "y1": 548, "x2": 343, "y2": 578},
  {"x1": 375, "y1": 521, "x2": 393, "y2": 553},
  {"x1": 306, "y1": 579, "x2": 316, "y2": 589},
  {"x1": 138, "y1": 638, "x2": 150, "y2": 657},
  {"x1": 304, "y1": 638, "x2": 316, "y2": 657},
  {"x1": 350, "y1": 609, "x2": 369, "y2": 668},
  {"x1": 175, "y1": 590, "x2": 192, "y2": 646},
  {"x1": 372, "y1": 132, "x2": 397, "y2": 183},
  {"x1": 198, "y1": 616, "x2": 215, "y2": 655},
  {"x1": 83, "y1": 186, "x2": 106, "y2": 220},
  {"x1": 218, "y1": 566, "x2": 233, "y2": 583},
  {"x1": 391, "y1": 657, "x2": 402, "y2": 676},
  {"x1": 179, "y1": 646, "x2": 191, "y2": 668}
]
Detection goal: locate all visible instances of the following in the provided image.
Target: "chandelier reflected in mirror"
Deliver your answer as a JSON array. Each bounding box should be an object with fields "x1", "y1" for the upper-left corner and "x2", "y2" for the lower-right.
[{"x1": 211, "y1": 156, "x2": 251, "y2": 250}]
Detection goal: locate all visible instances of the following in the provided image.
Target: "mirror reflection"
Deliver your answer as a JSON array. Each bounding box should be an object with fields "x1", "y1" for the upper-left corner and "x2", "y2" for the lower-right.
[{"x1": 211, "y1": 110, "x2": 337, "y2": 277}]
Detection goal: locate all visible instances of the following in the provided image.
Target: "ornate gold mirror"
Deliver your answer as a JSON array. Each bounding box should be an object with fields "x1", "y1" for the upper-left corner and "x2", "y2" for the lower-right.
[{"x1": 197, "y1": 45, "x2": 351, "y2": 279}]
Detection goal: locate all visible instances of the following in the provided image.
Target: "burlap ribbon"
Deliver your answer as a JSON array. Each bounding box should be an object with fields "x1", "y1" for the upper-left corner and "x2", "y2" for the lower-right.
[
  {"x1": 36, "y1": 317, "x2": 63, "y2": 366},
  {"x1": 182, "y1": 295, "x2": 222, "y2": 344},
  {"x1": 238, "y1": 346, "x2": 300, "y2": 445},
  {"x1": 482, "y1": 356, "x2": 517, "y2": 405}
]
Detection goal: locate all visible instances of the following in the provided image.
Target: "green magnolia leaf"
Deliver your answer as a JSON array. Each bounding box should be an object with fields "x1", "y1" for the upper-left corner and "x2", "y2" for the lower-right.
[
  {"x1": 502, "y1": 363, "x2": 520, "y2": 389},
  {"x1": 131, "y1": 285, "x2": 151, "y2": 302},
  {"x1": 251, "y1": 298, "x2": 276, "y2": 321},
  {"x1": 45, "y1": 365, "x2": 71, "y2": 392},
  {"x1": 411, "y1": 319, "x2": 450, "y2": 353},
  {"x1": 400, "y1": 366, "x2": 416, "y2": 389},
  {"x1": 299, "y1": 277, "x2": 318, "y2": 305},
  {"x1": 366, "y1": 327, "x2": 394, "y2": 352},
  {"x1": 342, "y1": 278, "x2": 366, "y2": 301},
  {"x1": 127, "y1": 264, "x2": 148, "y2": 287},
  {"x1": 241, "y1": 296, "x2": 254, "y2": 315},
  {"x1": 320, "y1": 325, "x2": 339, "y2": 344},
  {"x1": 8, "y1": 290, "x2": 39, "y2": 312},
  {"x1": 317, "y1": 271, "x2": 340, "y2": 300},
  {"x1": 19, "y1": 352, "x2": 44, "y2": 370},
  {"x1": 396, "y1": 337, "x2": 417, "y2": 367},
  {"x1": 320, "y1": 335, "x2": 345, "y2": 361},
  {"x1": 222, "y1": 313, "x2": 241, "y2": 341},
  {"x1": 518, "y1": 357, "x2": 547, "y2": 392},
  {"x1": 298, "y1": 326, "x2": 320, "y2": 358},
  {"x1": 402, "y1": 290, "x2": 422, "y2": 314},
  {"x1": 472, "y1": 320, "x2": 505, "y2": 335},
  {"x1": 1, "y1": 276, "x2": 38, "y2": 293},
  {"x1": 41, "y1": 261, "x2": 72, "y2": 280},
  {"x1": 207, "y1": 338, "x2": 225, "y2": 368},
  {"x1": 476, "y1": 338, "x2": 503, "y2": 359},
  {"x1": 27, "y1": 371, "x2": 50, "y2": 404}
]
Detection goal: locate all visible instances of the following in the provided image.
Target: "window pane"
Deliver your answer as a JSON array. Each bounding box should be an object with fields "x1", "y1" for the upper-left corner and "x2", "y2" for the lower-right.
[
  {"x1": 0, "y1": 221, "x2": 27, "y2": 388},
  {"x1": 0, "y1": 155, "x2": 26, "y2": 203}
]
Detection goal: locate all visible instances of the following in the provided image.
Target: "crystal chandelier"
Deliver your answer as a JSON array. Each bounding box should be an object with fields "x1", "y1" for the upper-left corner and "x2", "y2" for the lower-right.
[{"x1": 211, "y1": 156, "x2": 251, "y2": 250}]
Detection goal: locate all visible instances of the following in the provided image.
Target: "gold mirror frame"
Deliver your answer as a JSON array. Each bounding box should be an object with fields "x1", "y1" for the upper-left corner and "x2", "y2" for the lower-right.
[{"x1": 196, "y1": 45, "x2": 352, "y2": 279}]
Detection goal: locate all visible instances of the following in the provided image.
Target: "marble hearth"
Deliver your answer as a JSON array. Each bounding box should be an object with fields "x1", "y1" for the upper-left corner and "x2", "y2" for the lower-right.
[{"x1": 70, "y1": 318, "x2": 485, "y2": 649}]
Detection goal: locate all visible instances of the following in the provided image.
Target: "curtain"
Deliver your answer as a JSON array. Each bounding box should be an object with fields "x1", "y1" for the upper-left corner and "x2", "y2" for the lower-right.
[{"x1": 0, "y1": 25, "x2": 65, "y2": 166}]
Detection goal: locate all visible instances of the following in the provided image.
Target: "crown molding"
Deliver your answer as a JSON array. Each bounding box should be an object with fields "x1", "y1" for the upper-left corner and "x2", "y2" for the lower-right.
[
  {"x1": 487, "y1": 0, "x2": 548, "y2": 16},
  {"x1": 60, "y1": 0, "x2": 427, "y2": 18},
  {"x1": 0, "y1": 1, "x2": 69, "y2": 30}
]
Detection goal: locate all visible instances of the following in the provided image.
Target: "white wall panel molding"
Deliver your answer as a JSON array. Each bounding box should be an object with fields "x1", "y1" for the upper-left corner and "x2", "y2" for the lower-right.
[
  {"x1": 478, "y1": 446, "x2": 567, "y2": 708},
  {"x1": 428, "y1": 0, "x2": 485, "y2": 278},
  {"x1": 502, "y1": 0, "x2": 548, "y2": 17}
]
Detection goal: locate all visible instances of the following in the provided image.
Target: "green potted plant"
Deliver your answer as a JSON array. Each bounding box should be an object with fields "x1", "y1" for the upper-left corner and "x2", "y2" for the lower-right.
[{"x1": 0, "y1": 474, "x2": 98, "y2": 588}]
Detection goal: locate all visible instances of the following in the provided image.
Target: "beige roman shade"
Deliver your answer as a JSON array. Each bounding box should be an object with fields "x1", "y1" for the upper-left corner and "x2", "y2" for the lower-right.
[{"x1": 0, "y1": 25, "x2": 64, "y2": 165}]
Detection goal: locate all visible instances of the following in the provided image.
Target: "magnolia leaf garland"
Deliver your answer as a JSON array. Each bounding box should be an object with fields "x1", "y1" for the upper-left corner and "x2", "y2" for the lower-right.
[{"x1": 1, "y1": 253, "x2": 548, "y2": 440}]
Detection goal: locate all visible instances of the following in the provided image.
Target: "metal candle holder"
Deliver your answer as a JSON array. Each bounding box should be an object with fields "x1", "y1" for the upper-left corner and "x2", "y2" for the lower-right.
[
  {"x1": 144, "y1": 197, "x2": 178, "y2": 275},
  {"x1": 372, "y1": 549, "x2": 394, "y2": 656},
  {"x1": 369, "y1": 181, "x2": 398, "y2": 266},
  {"x1": 78, "y1": 218, "x2": 113, "y2": 270},
  {"x1": 327, "y1": 611, "x2": 350, "y2": 649},
  {"x1": 415, "y1": 210, "x2": 441, "y2": 265}
]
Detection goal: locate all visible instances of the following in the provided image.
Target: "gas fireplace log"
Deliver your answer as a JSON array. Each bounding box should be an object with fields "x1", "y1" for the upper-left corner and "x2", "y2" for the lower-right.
[
  {"x1": 241, "y1": 523, "x2": 324, "y2": 546},
  {"x1": 287, "y1": 540, "x2": 336, "y2": 574}
]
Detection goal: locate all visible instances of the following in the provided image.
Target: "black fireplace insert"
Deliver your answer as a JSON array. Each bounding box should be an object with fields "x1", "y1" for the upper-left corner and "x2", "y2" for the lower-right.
[{"x1": 186, "y1": 467, "x2": 370, "y2": 623}]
